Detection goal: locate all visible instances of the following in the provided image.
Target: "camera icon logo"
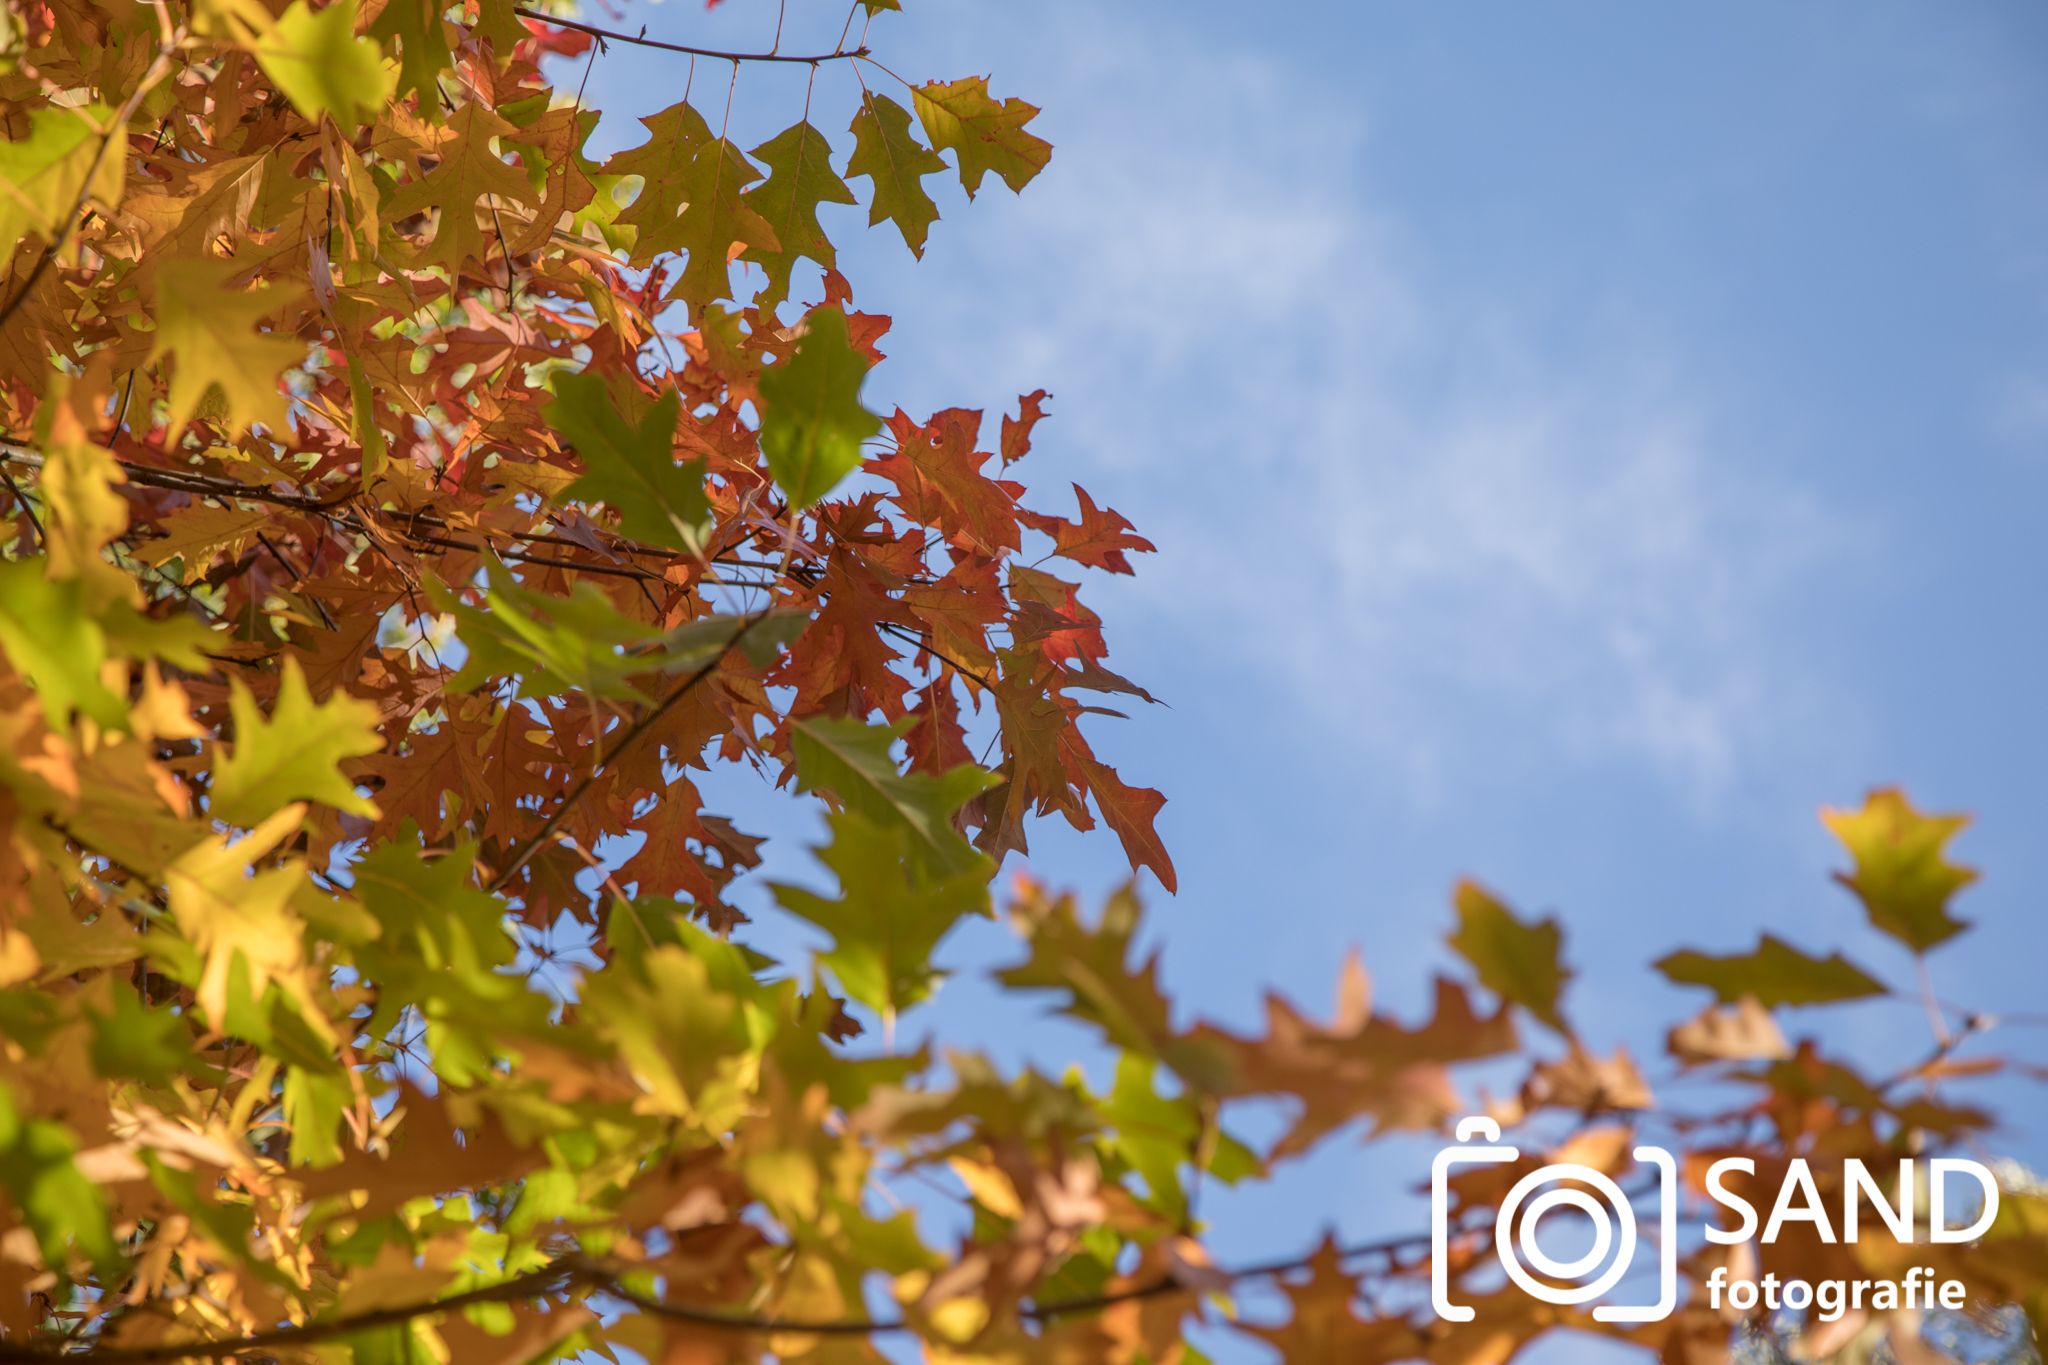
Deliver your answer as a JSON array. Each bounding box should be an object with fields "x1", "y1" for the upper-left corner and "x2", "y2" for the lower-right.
[{"x1": 1431, "y1": 1117, "x2": 1678, "y2": 1323}]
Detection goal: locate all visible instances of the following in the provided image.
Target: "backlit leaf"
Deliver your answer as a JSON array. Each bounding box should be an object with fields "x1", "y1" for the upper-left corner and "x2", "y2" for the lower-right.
[
  {"x1": 1823, "y1": 786, "x2": 1977, "y2": 953},
  {"x1": 758, "y1": 305, "x2": 880, "y2": 508}
]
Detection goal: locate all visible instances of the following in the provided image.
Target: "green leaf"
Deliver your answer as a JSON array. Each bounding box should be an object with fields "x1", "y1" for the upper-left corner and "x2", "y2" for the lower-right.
[
  {"x1": 550, "y1": 372, "x2": 709, "y2": 554},
  {"x1": 282, "y1": 1065, "x2": 351, "y2": 1167},
  {"x1": 1098, "y1": 1055, "x2": 1197, "y2": 1222},
  {"x1": 585, "y1": 945, "x2": 759, "y2": 1126},
  {"x1": 846, "y1": 91, "x2": 947, "y2": 257},
  {"x1": 0, "y1": 562, "x2": 124, "y2": 728},
  {"x1": 0, "y1": 1084, "x2": 115, "y2": 1273},
  {"x1": 772, "y1": 810, "x2": 990, "y2": 1016},
  {"x1": 664, "y1": 137, "x2": 780, "y2": 310},
  {"x1": 745, "y1": 120, "x2": 857, "y2": 310},
  {"x1": 1446, "y1": 879, "x2": 1570, "y2": 1035},
  {"x1": 789, "y1": 716, "x2": 997, "y2": 876},
  {"x1": 603, "y1": 100, "x2": 714, "y2": 265},
  {"x1": 427, "y1": 557, "x2": 657, "y2": 701},
  {"x1": 365, "y1": 0, "x2": 453, "y2": 109},
  {"x1": 149, "y1": 257, "x2": 304, "y2": 437},
  {"x1": 1822, "y1": 787, "x2": 1976, "y2": 954},
  {"x1": 912, "y1": 77, "x2": 1052, "y2": 199},
  {"x1": 211, "y1": 657, "x2": 382, "y2": 825},
  {"x1": 1655, "y1": 933, "x2": 1888, "y2": 1008},
  {"x1": 351, "y1": 840, "x2": 551, "y2": 1084},
  {"x1": 346, "y1": 355, "x2": 388, "y2": 488},
  {"x1": 427, "y1": 558, "x2": 790, "y2": 700},
  {"x1": 255, "y1": 0, "x2": 394, "y2": 129},
  {"x1": 87, "y1": 988, "x2": 195, "y2": 1087},
  {"x1": 0, "y1": 104, "x2": 120, "y2": 259},
  {"x1": 380, "y1": 102, "x2": 533, "y2": 277},
  {"x1": 998, "y1": 883, "x2": 1236, "y2": 1092},
  {"x1": 757, "y1": 306, "x2": 879, "y2": 508}
]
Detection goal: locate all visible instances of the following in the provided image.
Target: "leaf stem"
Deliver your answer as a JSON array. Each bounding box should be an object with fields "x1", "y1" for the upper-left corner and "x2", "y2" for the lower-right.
[{"x1": 510, "y1": 8, "x2": 868, "y2": 64}]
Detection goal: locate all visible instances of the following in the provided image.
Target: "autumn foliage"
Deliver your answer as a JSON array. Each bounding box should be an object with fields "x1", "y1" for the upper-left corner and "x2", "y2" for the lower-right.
[{"x1": 0, "y1": 0, "x2": 2042, "y2": 1361}]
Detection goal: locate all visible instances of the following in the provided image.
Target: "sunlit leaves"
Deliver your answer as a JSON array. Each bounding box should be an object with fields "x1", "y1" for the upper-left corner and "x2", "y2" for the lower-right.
[
  {"x1": 255, "y1": 0, "x2": 393, "y2": 129},
  {"x1": 211, "y1": 658, "x2": 383, "y2": 825},
  {"x1": 162, "y1": 805, "x2": 316, "y2": 1029},
  {"x1": 772, "y1": 809, "x2": 990, "y2": 1015},
  {"x1": 790, "y1": 715, "x2": 997, "y2": 875},
  {"x1": 758, "y1": 305, "x2": 880, "y2": 508},
  {"x1": 426, "y1": 558, "x2": 785, "y2": 701},
  {"x1": 1001, "y1": 883, "x2": 1237, "y2": 1095},
  {"x1": 0, "y1": 563, "x2": 125, "y2": 728},
  {"x1": 913, "y1": 76, "x2": 1053, "y2": 199},
  {"x1": 1655, "y1": 933, "x2": 1887, "y2": 1008},
  {"x1": 586, "y1": 942, "x2": 760, "y2": 1127},
  {"x1": 428, "y1": 559, "x2": 654, "y2": 700},
  {"x1": 847, "y1": 90, "x2": 947, "y2": 256},
  {"x1": 549, "y1": 372, "x2": 709, "y2": 555},
  {"x1": 351, "y1": 840, "x2": 550, "y2": 1083},
  {"x1": 1446, "y1": 879, "x2": 1570, "y2": 1035},
  {"x1": 0, "y1": 105, "x2": 121, "y2": 258},
  {"x1": 0, "y1": 1085, "x2": 116, "y2": 1274},
  {"x1": 1824, "y1": 786, "x2": 1977, "y2": 953},
  {"x1": 745, "y1": 121, "x2": 858, "y2": 309},
  {"x1": 148, "y1": 259, "x2": 303, "y2": 436},
  {"x1": 665, "y1": 137, "x2": 780, "y2": 309},
  {"x1": 367, "y1": 0, "x2": 455, "y2": 108},
  {"x1": 8, "y1": 1, "x2": 2034, "y2": 1360},
  {"x1": 381, "y1": 101, "x2": 533, "y2": 277},
  {"x1": 1667, "y1": 996, "x2": 1790, "y2": 1065},
  {"x1": 603, "y1": 100, "x2": 714, "y2": 262}
]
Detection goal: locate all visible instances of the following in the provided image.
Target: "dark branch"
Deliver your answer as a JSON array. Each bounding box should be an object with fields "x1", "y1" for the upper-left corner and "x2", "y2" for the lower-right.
[{"x1": 510, "y1": 7, "x2": 870, "y2": 64}]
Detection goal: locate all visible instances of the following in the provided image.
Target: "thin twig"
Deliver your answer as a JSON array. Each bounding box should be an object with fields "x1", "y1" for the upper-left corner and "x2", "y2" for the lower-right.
[
  {"x1": 0, "y1": 468, "x2": 43, "y2": 547},
  {"x1": 0, "y1": 1220, "x2": 1451, "y2": 1360},
  {"x1": 485, "y1": 611, "x2": 774, "y2": 891},
  {"x1": 510, "y1": 8, "x2": 868, "y2": 64},
  {"x1": 0, "y1": 39, "x2": 179, "y2": 331}
]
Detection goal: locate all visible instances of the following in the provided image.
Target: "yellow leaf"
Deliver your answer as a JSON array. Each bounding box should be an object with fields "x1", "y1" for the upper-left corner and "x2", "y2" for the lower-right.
[
  {"x1": 211, "y1": 657, "x2": 383, "y2": 826},
  {"x1": 0, "y1": 104, "x2": 122, "y2": 259},
  {"x1": 164, "y1": 805, "x2": 313, "y2": 1028},
  {"x1": 149, "y1": 258, "x2": 305, "y2": 437},
  {"x1": 1822, "y1": 786, "x2": 1976, "y2": 953},
  {"x1": 255, "y1": 0, "x2": 394, "y2": 130},
  {"x1": 0, "y1": 930, "x2": 40, "y2": 987},
  {"x1": 945, "y1": 1155, "x2": 1022, "y2": 1220},
  {"x1": 912, "y1": 77, "x2": 1052, "y2": 199}
]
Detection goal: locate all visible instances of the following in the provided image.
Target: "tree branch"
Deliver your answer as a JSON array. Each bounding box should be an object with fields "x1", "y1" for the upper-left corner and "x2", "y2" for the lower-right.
[
  {"x1": 510, "y1": 8, "x2": 869, "y2": 64},
  {"x1": 0, "y1": 38, "x2": 178, "y2": 333},
  {"x1": 0, "y1": 1223, "x2": 1447, "y2": 1359},
  {"x1": 483, "y1": 610, "x2": 776, "y2": 892},
  {"x1": 0, "y1": 1263, "x2": 593, "y2": 1362}
]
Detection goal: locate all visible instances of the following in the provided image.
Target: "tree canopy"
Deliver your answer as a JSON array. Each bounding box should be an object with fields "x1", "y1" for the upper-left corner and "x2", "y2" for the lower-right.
[{"x1": 0, "y1": 0, "x2": 2043, "y2": 1361}]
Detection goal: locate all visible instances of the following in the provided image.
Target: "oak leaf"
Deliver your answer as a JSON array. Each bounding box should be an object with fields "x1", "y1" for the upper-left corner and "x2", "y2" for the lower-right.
[
  {"x1": 745, "y1": 121, "x2": 858, "y2": 310},
  {"x1": 1823, "y1": 786, "x2": 1976, "y2": 954},
  {"x1": 1655, "y1": 933, "x2": 1886, "y2": 1008},
  {"x1": 846, "y1": 91, "x2": 947, "y2": 257},
  {"x1": 149, "y1": 258, "x2": 304, "y2": 436},
  {"x1": 912, "y1": 76, "x2": 1052, "y2": 199},
  {"x1": 758, "y1": 306, "x2": 880, "y2": 508},
  {"x1": 1447, "y1": 879, "x2": 1570, "y2": 1035},
  {"x1": 211, "y1": 657, "x2": 382, "y2": 826}
]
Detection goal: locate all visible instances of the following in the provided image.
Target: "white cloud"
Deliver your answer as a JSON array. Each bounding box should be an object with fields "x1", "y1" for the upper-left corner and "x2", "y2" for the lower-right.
[{"x1": 883, "y1": 5, "x2": 1852, "y2": 809}]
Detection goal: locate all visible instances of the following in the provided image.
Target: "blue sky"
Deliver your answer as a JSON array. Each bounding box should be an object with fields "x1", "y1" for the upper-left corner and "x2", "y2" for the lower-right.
[{"x1": 562, "y1": 3, "x2": 2048, "y2": 1358}]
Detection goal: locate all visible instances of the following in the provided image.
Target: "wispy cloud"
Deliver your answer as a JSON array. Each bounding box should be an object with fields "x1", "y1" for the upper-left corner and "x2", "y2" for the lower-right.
[{"x1": 882, "y1": 5, "x2": 1854, "y2": 810}]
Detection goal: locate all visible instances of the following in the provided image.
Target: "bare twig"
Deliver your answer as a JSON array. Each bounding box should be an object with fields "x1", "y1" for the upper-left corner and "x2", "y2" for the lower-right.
[{"x1": 510, "y1": 8, "x2": 868, "y2": 64}]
